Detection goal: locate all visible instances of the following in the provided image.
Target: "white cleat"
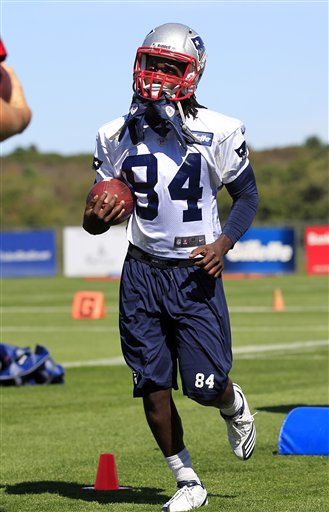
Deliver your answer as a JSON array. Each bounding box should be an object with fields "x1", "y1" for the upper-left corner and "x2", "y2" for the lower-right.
[
  {"x1": 220, "y1": 383, "x2": 256, "y2": 460},
  {"x1": 162, "y1": 480, "x2": 208, "y2": 512}
]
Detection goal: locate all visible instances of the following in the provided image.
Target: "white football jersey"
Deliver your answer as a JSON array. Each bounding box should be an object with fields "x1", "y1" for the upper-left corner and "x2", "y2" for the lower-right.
[{"x1": 93, "y1": 108, "x2": 249, "y2": 258}]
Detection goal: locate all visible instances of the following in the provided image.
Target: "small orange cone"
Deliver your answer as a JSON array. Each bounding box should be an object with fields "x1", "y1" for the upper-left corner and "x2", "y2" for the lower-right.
[
  {"x1": 94, "y1": 454, "x2": 119, "y2": 490},
  {"x1": 273, "y1": 288, "x2": 285, "y2": 312},
  {"x1": 72, "y1": 291, "x2": 106, "y2": 319}
]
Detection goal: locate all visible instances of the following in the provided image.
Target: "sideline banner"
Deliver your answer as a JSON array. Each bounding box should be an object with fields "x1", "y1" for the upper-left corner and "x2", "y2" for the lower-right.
[
  {"x1": 305, "y1": 226, "x2": 329, "y2": 275},
  {"x1": 224, "y1": 227, "x2": 295, "y2": 274},
  {"x1": 63, "y1": 226, "x2": 128, "y2": 277},
  {"x1": 1, "y1": 230, "x2": 57, "y2": 277}
]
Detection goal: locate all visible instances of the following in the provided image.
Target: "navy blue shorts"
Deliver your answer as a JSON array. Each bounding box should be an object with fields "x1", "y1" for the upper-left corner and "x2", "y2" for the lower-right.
[{"x1": 119, "y1": 250, "x2": 232, "y2": 402}]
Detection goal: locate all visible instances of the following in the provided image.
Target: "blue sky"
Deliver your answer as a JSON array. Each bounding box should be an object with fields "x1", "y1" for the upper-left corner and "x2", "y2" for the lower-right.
[{"x1": 1, "y1": 1, "x2": 328, "y2": 155}]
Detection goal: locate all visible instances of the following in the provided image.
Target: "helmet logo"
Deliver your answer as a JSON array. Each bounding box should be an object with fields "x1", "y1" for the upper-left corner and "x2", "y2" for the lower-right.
[
  {"x1": 165, "y1": 105, "x2": 175, "y2": 117},
  {"x1": 191, "y1": 35, "x2": 205, "y2": 58}
]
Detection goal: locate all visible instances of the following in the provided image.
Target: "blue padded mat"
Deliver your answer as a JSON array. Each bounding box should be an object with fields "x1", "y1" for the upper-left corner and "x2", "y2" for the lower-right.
[{"x1": 278, "y1": 406, "x2": 329, "y2": 455}]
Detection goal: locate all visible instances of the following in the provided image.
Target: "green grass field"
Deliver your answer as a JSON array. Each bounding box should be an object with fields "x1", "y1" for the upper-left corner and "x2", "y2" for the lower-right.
[{"x1": 1, "y1": 274, "x2": 328, "y2": 512}]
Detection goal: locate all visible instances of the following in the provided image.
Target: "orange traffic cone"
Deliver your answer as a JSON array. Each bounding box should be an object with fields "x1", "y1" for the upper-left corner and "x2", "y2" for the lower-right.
[
  {"x1": 273, "y1": 288, "x2": 285, "y2": 312},
  {"x1": 94, "y1": 454, "x2": 119, "y2": 490}
]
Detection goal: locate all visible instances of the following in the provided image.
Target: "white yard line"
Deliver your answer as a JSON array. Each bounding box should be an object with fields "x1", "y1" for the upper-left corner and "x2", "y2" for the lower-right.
[
  {"x1": 233, "y1": 339, "x2": 328, "y2": 353},
  {"x1": 233, "y1": 326, "x2": 328, "y2": 332},
  {"x1": 64, "y1": 356, "x2": 125, "y2": 368},
  {"x1": 229, "y1": 306, "x2": 328, "y2": 313},
  {"x1": 62, "y1": 339, "x2": 328, "y2": 368}
]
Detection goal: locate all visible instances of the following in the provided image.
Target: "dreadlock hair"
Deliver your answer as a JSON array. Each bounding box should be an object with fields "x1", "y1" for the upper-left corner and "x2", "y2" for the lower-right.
[{"x1": 180, "y1": 94, "x2": 207, "y2": 119}]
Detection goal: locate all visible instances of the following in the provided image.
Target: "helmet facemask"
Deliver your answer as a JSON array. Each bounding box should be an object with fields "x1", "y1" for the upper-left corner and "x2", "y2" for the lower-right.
[{"x1": 134, "y1": 47, "x2": 199, "y2": 101}]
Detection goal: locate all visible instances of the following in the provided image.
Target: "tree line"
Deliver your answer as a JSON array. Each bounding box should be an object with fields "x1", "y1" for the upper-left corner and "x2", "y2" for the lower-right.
[{"x1": 1, "y1": 136, "x2": 328, "y2": 229}]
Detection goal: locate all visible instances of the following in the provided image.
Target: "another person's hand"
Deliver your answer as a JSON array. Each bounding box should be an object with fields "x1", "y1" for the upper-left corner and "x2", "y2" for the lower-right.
[{"x1": 0, "y1": 63, "x2": 32, "y2": 141}]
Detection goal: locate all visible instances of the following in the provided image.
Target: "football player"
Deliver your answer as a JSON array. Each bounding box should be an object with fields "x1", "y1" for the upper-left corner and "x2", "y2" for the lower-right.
[{"x1": 83, "y1": 22, "x2": 258, "y2": 512}]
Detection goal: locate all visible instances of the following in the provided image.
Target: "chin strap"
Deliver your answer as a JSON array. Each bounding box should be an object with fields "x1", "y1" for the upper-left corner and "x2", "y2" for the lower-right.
[
  {"x1": 119, "y1": 93, "x2": 197, "y2": 150},
  {"x1": 176, "y1": 100, "x2": 201, "y2": 145}
]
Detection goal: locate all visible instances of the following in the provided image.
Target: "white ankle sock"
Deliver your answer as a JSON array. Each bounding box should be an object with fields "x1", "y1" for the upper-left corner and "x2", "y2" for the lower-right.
[
  {"x1": 165, "y1": 448, "x2": 201, "y2": 484},
  {"x1": 220, "y1": 387, "x2": 244, "y2": 417}
]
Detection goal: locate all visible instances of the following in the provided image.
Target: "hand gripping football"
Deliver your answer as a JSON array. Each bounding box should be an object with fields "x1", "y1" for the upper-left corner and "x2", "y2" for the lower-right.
[{"x1": 87, "y1": 178, "x2": 134, "y2": 224}]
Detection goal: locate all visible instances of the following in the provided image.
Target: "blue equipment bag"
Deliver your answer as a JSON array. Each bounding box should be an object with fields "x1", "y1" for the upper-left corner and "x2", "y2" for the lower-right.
[
  {"x1": 278, "y1": 406, "x2": 329, "y2": 455},
  {"x1": 0, "y1": 343, "x2": 64, "y2": 386}
]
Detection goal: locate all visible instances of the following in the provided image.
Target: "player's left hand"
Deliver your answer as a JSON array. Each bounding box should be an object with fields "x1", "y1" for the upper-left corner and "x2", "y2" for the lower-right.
[{"x1": 189, "y1": 234, "x2": 234, "y2": 278}]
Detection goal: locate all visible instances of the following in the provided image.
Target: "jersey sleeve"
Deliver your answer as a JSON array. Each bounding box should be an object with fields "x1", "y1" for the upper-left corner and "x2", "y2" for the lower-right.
[
  {"x1": 91, "y1": 130, "x2": 116, "y2": 182},
  {"x1": 217, "y1": 125, "x2": 250, "y2": 185}
]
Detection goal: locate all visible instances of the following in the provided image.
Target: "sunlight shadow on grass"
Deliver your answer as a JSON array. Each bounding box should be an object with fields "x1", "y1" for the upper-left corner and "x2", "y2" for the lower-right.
[
  {"x1": 257, "y1": 403, "x2": 329, "y2": 414},
  {"x1": 4, "y1": 481, "x2": 238, "y2": 505},
  {"x1": 5, "y1": 481, "x2": 168, "y2": 505}
]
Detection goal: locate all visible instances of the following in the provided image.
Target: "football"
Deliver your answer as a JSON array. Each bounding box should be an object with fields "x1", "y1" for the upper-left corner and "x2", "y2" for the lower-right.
[
  {"x1": 87, "y1": 178, "x2": 134, "y2": 225},
  {"x1": 0, "y1": 64, "x2": 12, "y2": 102}
]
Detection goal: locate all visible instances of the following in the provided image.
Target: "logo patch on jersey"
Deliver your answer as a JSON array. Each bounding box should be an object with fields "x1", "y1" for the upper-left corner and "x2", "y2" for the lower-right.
[
  {"x1": 92, "y1": 157, "x2": 103, "y2": 170},
  {"x1": 174, "y1": 235, "x2": 206, "y2": 248},
  {"x1": 234, "y1": 141, "x2": 247, "y2": 158},
  {"x1": 130, "y1": 104, "x2": 138, "y2": 115},
  {"x1": 191, "y1": 131, "x2": 213, "y2": 146},
  {"x1": 165, "y1": 105, "x2": 175, "y2": 117}
]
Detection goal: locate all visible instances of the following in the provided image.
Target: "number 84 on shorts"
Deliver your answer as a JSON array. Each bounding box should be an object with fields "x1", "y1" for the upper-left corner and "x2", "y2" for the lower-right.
[{"x1": 194, "y1": 373, "x2": 215, "y2": 389}]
